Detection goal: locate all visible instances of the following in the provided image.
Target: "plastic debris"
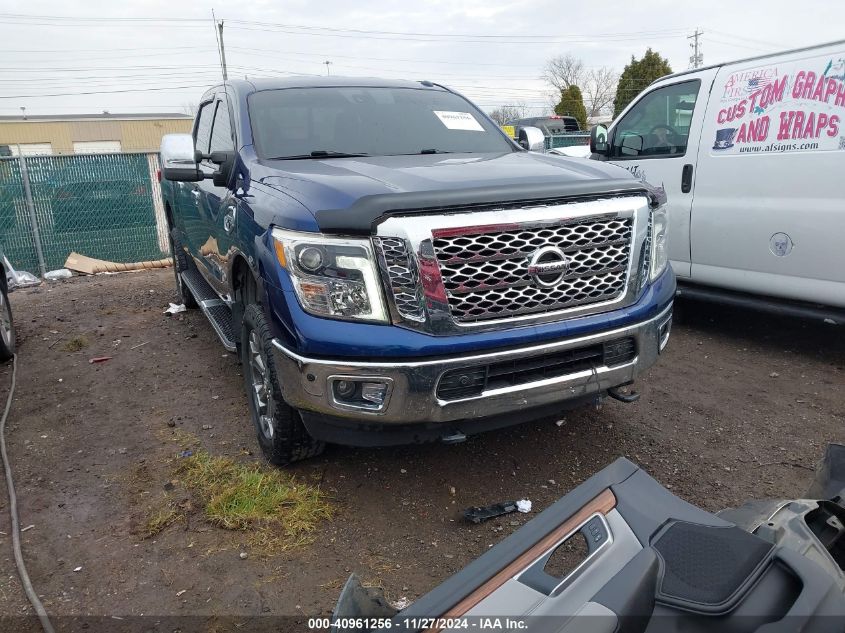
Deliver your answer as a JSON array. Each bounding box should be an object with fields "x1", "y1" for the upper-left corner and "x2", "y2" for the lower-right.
[
  {"x1": 44, "y1": 268, "x2": 73, "y2": 281},
  {"x1": 464, "y1": 500, "x2": 519, "y2": 524},
  {"x1": 5, "y1": 257, "x2": 40, "y2": 289},
  {"x1": 73, "y1": 566, "x2": 82, "y2": 572},
  {"x1": 88, "y1": 356, "x2": 112, "y2": 364},
  {"x1": 44, "y1": 268, "x2": 72, "y2": 280},
  {"x1": 178, "y1": 449, "x2": 193, "y2": 458},
  {"x1": 516, "y1": 499, "x2": 532, "y2": 513},
  {"x1": 239, "y1": 552, "x2": 248, "y2": 560},
  {"x1": 164, "y1": 303, "x2": 186, "y2": 315}
]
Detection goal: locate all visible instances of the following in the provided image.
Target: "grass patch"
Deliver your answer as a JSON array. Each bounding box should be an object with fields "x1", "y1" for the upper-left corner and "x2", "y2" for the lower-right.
[
  {"x1": 177, "y1": 451, "x2": 332, "y2": 552},
  {"x1": 144, "y1": 506, "x2": 182, "y2": 537},
  {"x1": 62, "y1": 335, "x2": 89, "y2": 352}
]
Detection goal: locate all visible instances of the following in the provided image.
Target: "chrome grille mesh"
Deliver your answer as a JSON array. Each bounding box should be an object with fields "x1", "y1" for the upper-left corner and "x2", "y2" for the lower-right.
[
  {"x1": 433, "y1": 216, "x2": 633, "y2": 322},
  {"x1": 374, "y1": 237, "x2": 426, "y2": 322}
]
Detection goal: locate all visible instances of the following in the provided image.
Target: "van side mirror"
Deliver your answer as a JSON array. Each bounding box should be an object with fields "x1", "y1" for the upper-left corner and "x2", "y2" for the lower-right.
[
  {"x1": 517, "y1": 126, "x2": 546, "y2": 152},
  {"x1": 160, "y1": 134, "x2": 202, "y2": 182},
  {"x1": 590, "y1": 125, "x2": 609, "y2": 156}
]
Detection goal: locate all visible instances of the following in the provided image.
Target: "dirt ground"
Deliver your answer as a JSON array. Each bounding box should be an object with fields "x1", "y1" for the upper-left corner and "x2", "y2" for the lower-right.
[{"x1": 0, "y1": 269, "x2": 842, "y2": 630}]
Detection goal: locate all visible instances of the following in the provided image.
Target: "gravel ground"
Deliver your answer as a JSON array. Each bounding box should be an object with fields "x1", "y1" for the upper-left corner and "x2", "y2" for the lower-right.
[{"x1": 0, "y1": 269, "x2": 841, "y2": 630}]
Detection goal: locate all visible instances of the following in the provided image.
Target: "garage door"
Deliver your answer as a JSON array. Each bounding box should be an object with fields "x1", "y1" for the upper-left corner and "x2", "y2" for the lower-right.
[
  {"x1": 73, "y1": 140, "x2": 122, "y2": 154},
  {"x1": 9, "y1": 143, "x2": 53, "y2": 156}
]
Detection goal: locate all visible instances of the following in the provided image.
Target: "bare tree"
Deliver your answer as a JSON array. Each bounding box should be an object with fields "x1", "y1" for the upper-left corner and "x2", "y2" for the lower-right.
[
  {"x1": 582, "y1": 67, "x2": 619, "y2": 119},
  {"x1": 488, "y1": 104, "x2": 528, "y2": 126},
  {"x1": 543, "y1": 54, "x2": 585, "y2": 93}
]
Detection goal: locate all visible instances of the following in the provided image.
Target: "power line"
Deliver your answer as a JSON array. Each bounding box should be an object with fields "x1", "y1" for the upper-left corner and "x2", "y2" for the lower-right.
[
  {"x1": 0, "y1": 83, "x2": 213, "y2": 99},
  {"x1": 0, "y1": 13, "x2": 687, "y2": 40}
]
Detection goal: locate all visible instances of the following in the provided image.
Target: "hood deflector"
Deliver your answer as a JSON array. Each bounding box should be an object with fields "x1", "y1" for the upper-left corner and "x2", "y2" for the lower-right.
[{"x1": 313, "y1": 178, "x2": 665, "y2": 235}]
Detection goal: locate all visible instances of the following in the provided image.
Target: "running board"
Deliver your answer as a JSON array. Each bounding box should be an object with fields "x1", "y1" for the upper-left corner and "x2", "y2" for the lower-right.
[{"x1": 180, "y1": 269, "x2": 238, "y2": 352}]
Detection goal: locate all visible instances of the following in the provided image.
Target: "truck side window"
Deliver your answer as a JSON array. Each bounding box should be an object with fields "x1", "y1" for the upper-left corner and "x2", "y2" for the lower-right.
[
  {"x1": 194, "y1": 102, "x2": 214, "y2": 155},
  {"x1": 209, "y1": 99, "x2": 235, "y2": 153},
  {"x1": 611, "y1": 80, "x2": 700, "y2": 159}
]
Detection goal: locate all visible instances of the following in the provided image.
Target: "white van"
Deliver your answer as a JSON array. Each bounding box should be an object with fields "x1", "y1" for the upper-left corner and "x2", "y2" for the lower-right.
[{"x1": 588, "y1": 40, "x2": 845, "y2": 322}]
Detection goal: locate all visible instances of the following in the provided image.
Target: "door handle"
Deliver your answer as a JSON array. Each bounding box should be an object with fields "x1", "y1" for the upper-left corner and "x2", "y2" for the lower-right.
[{"x1": 681, "y1": 164, "x2": 693, "y2": 194}]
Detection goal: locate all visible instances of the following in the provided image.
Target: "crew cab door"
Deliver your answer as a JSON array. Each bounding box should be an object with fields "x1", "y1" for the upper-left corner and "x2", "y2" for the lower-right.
[
  {"x1": 689, "y1": 46, "x2": 845, "y2": 307},
  {"x1": 195, "y1": 95, "x2": 239, "y2": 298},
  {"x1": 602, "y1": 71, "x2": 718, "y2": 279},
  {"x1": 175, "y1": 101, "x2": 214, "y2": 260}
]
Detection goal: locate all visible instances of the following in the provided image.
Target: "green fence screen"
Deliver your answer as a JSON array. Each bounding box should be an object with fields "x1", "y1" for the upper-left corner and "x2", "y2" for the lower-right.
[{"x1": 0, "y1": 153, "x2": 169, "y2": 274}]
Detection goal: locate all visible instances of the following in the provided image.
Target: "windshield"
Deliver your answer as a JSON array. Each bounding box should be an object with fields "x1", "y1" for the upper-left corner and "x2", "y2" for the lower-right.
[{"x1": 248, "y1": 86, "x2": 514, "y2": 159}]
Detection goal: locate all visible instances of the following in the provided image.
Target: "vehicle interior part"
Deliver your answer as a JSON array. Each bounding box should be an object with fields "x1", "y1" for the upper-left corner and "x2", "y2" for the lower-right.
[
  {"x1": 464, "y1": 501, "x2": 519, "y2": 524},
  {"x1": 808, "y1": 443, "x2": 845, "y2": 501},
  {"x1": 331, "y1": 573, "x2": 397, "y2": 633},
  {"x1": 334, "y1": 452, "x2": 845, "y2": 632}
]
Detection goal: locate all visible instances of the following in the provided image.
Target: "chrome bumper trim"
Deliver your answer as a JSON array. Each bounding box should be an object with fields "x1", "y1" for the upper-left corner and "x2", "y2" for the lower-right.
[{"x1": 271, "y1": 303, "x2": 672, "y2": 425}]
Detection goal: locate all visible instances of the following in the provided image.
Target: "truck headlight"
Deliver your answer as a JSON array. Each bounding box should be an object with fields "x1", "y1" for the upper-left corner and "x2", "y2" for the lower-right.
[
  {"x1": 650, "y1": 205, "x2": 669, "y2": 281},
  {"x1": 272, "y1": 228, "x2": 388, "y2": 323}
]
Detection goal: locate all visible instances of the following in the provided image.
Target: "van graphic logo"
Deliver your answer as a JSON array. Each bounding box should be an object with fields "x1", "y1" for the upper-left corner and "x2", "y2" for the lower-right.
[
  {"x1": 713, "y1": 128, "x2": 737, "y2": 150},
  {"x1": 527, "y1": 247, "x2": 570, "y2": 288},
  {"x1": 770, "y1": 233, "x2": 793, "y2": 257}
]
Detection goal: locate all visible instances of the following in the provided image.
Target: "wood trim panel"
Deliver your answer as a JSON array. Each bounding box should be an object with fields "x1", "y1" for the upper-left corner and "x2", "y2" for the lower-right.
[{"x1": 425, "y1": 488, "x2": 616, "y2": 631}]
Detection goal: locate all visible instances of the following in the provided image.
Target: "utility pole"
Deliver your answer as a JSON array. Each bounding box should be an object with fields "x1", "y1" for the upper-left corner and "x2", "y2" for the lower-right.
[
  {"x1": 217, "y1": 20, "x2": 229, "y2": 81},
  {"x1": 688, "y1": 28, "x2": 703, "y2": 69},
  {"x1": 323, "y1": 60, "x2": 332, "y2": 76}
]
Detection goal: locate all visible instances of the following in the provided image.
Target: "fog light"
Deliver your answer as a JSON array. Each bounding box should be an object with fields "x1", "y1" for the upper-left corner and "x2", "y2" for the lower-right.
[
  {"x1": 334, "y1": 379, "x2": 357, "y2": 399},
  {"x1": 361, "y1": 382, "x2": 388, "y2": 405}
]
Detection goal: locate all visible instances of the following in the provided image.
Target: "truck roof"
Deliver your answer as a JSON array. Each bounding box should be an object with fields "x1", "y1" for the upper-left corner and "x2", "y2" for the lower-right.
[
  {"x1": 653, "y1": 37, "x2": 845, "y2": 85},
  {"x1": 204, "y1": 76, "x2": 446, "y2": 98}
]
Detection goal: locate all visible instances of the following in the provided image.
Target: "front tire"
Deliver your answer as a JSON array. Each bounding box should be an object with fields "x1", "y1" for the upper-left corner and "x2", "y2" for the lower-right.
[
  {"x1": 241, "y1": 303, "x2": 324, "y2": 466},
  {"x1": 169, "y1": 230, "x2": 197, "y2": 309},
  {"x1": 0, "y1": 283, "x2": 14, "y2": 362}
]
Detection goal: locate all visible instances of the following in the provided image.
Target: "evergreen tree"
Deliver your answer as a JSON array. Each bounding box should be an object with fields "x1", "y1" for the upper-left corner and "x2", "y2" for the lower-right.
[
  {"x1": 554, "y1": 85, "x2": 588, "y2": 131},
  {"x1": 613, "y1": 49, "x2": 673, "y2": 118}
]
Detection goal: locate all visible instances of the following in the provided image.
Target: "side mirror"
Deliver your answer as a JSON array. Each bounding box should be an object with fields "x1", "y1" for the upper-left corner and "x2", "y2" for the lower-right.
[
  {"x1": 590, "y1": 124, "x2": 609, "y2": 156},
  {"x1": 160, "y1": 134, "x2": 202, "y2": 182},
  {"x1": 209, "y1": 151, "x2": 236, "y2": 188},
  {"x1": 517, "y1": 126, "x2": 546, "y2": 152}
]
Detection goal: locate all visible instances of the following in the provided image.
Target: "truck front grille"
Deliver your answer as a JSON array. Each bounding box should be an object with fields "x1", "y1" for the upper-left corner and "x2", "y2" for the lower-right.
[
  {"x1": 432, "y1": 216, "x2": 633, "y2": 322},
  {"x1": 374, "y1": 237, "x2": 426, "y2": 322}
]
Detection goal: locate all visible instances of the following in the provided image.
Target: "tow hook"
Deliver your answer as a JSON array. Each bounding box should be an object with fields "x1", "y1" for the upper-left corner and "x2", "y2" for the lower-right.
[{"x1": 608, "y1": 382, "x2": 641, "y2": 403}]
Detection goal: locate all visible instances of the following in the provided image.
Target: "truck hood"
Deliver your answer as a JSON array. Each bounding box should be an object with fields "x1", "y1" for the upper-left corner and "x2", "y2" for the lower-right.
[{"x1": 253, "y1": 151, "x2": 655, "y2": 234}]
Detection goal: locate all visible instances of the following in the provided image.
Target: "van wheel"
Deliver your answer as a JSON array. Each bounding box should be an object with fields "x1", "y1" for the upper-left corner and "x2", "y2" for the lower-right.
[
  {"x1": 0, "y1": 283, "x2": 15, "y2": 362},
  {"x1": 169, "y1": 231, "x2": 197, "y2": 309},
  {"x1": 241, "y1": 303, "x2": 325, "y2": 466}
]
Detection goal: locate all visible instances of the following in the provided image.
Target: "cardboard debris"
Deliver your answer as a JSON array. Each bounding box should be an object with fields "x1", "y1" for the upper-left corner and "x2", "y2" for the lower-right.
[{"x1": 64, "y1": 252, "x2": 172, "y2": 275}]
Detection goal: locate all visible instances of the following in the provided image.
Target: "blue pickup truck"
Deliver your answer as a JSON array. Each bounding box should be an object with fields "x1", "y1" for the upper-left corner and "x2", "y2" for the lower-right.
[{"x1": 159, "y1": 77, "x2": 674, "y2": 465}]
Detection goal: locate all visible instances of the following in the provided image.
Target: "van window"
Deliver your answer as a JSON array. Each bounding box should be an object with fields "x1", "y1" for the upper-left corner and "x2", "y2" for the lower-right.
[{"x1": 611, "y1": 80, "x2": 700, "y2": 158}]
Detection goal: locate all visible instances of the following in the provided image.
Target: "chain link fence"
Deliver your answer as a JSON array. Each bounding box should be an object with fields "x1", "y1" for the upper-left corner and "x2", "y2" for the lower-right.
[{"x1": 0, "y1": 152, "x2": 169, "y2": 275}]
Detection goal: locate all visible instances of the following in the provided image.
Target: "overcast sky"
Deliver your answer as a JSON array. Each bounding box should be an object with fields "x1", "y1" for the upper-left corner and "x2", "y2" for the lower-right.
[{"x1": 1, "y1": 0, "x2": 842, "y2": 117}]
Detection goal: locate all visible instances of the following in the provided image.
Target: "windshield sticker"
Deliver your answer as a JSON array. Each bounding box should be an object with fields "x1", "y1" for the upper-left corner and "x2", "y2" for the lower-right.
[
  {"x1": 710, "y1": 54, "x2": 844, "y2": 155},
  {"x1": 433, "y1": 111, "x2": 485, "y2": 131}
]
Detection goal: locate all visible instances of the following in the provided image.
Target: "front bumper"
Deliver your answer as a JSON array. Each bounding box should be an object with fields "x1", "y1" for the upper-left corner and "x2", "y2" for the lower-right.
[{"x1": 271, "y1": 303, "x2": 672, "y2": 427}]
